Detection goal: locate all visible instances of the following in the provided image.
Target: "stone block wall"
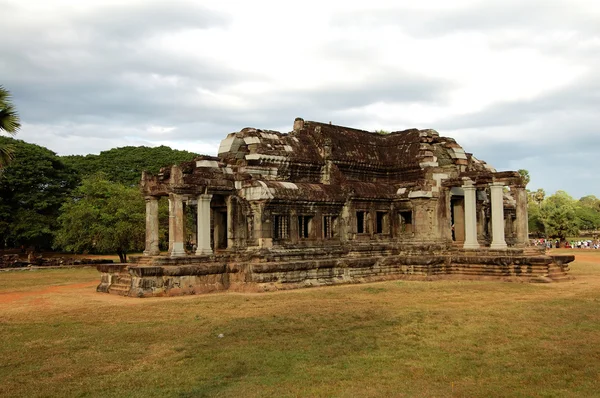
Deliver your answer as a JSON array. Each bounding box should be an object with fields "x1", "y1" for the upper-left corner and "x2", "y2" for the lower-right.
[{"x1": 97, "y1": 244, "x2": 574, "y2": 297}]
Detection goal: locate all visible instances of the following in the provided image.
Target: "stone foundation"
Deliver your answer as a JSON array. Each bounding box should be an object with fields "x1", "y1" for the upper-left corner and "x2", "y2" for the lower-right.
[{"x1": 97, "y1": 245, "x2": 574, "y2": 297}]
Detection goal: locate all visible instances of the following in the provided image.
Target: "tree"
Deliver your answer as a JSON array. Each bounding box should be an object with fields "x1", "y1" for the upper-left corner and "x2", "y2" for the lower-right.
[
  {"x1": 528, "y1": 188, "x2": 545, "y2": 205},
  {"x1": 0, "y1": 137, "x2": 80, "y2": 249},
  {"x1": 0, "y1": 86, "x2": 21, "y2": 167},
  {"x1": 575, "y1": 195, "x2": 600, "y2": 232},
  {"x1": 527, "y1": 201, "x2": 545, "y2": 237},
  {"x1": 578, "y1": 195, "x2": 600, "y2": 211},
  {"x1": 539, "y1": 190, "x2": 579, "y2": 240},
  {"x1": 62, "y1": 145, "x2": 198, "y2": 186},
  {"x1": 517, "y1": 169, "x2": 530, "y2": 187},
  {"x1": 55, "y1": 173, "x2": 145, "y2": 262}
]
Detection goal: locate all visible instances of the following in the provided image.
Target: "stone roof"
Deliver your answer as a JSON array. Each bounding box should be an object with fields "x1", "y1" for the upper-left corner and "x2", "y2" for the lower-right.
[{"x1": 142, "y1": 118, "x2": 525, "y2": 199}]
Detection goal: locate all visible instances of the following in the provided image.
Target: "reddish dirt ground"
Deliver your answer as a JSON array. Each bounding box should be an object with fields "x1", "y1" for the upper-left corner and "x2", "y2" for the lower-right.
[{"x1": 0, "y1": 281, "x2": 98, "y2": 304}]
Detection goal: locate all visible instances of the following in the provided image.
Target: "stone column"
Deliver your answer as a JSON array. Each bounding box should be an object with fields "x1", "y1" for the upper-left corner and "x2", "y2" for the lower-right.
[
  {"x1": 490, "y1": 182, "x2": 507, "y2": 249},
  {"x1": 143, "y1": 196, "x2": 160, "y2": 256},
  {"x1": 462, "y1": 182, "x2": 480, "y2": 249},
  {"x1": 226, "y1": 195, "x2": 235, "y2": 249},
  {"x1": 168, "y1": 196, "x2": 174, "y2": 253},
  {"x1": 195, "y1": 194, "x2": 213, "y2": 255},
  {"x1": 169, "y1": 193, "x2": 186, "y2": 257},
  {"x1": 514, "y1": 187, "x2": 529, "y2": 245}
]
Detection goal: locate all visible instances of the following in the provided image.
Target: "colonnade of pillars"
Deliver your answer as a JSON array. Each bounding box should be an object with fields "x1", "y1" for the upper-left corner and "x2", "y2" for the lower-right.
[
  {"x1": 143, "y1": 183, "x2": 528, "y2": 256},
  {"x1": 461, "y1": 182, "x2": 528, "y2": 249},
  {"x1": 143, "y1": 193, "x2": 215, "y2": 257}
]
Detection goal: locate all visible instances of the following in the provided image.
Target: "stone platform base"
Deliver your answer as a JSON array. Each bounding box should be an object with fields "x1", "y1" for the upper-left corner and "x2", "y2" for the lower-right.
[{"x1": 96, "y1": 245, "x2": 574, "y2": 297}]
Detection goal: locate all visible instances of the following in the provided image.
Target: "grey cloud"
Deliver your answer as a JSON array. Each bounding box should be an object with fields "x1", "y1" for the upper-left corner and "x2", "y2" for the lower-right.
[
  {"x1": 463, "y1": 139, "x2": 600, "y2": 199},
  {"x1": 3, "y1": 1, "x2": 600, "y2": 199},
  {"x1": 79, "y1": 1, "x2": 229, "y2": 41},
  {"x1": 223, "y1": 71, "x2": 453, "y2": 129},
  {"x1": 437, "y1": 72, "x2": 600, "y2": 131},
  {"x1": 0, "y1": 3, "x2": 244, "y2": 128}
]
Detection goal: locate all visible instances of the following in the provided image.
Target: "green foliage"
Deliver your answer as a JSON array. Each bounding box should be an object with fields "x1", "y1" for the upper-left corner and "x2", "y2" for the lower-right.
[
  {"x1": 539, "y1": 191, "x2": 579, "y2": 240},
  {"x1": 61, "y1": 145, "x2": 198, "y2": 186},
  {"x1": 578, "y1": 195, "x2": 600, "y2": 211},
  {"x1": 527, "y1": 201, "x2": 545, "y2": 236},
  {"x1": 575, "y1": 195, "x2": 600, "y2": 231},
  {"x1": 374, "y1": 129, "x2": 390, "y2": 135},
  {"x1": 55, "y1": 174, "x2": 145, "y2": 262},
  {"x1": 575, "y1": 206, "x2": 600, "y2": 231},
  {"x1": 0, "y1": 85, "x2": 21, "y2": 167},
  {"x1": 517, "y1": 169, "x2": 530, "y2": 186},
  {"x1": 528, "y1": 188, "x2": 545, "y2": 205},
  {"x1": 0, "y1": 137, "x2": 80, "y2": 249}
]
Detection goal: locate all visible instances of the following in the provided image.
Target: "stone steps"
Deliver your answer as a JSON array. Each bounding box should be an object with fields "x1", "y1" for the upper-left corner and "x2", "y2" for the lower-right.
[
  {"x1": 108, "y1": 283, "x2": 131, "y2": 295},
  {"x1": 107, "y1": 271, "x2": 132, "y2": 295}
]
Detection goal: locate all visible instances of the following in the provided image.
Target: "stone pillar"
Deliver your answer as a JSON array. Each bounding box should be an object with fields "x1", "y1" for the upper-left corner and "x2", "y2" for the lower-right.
[
  {"x1": 462, "y1": 183, "x2": 480, "y2": 249},
  {"x1": 226, "y1": 196, "x2": 234, "y2": 249},
  {"x1": 490, "y1": 182, "x2": 507, "y2": 249},
  {"x1": 514, "y1": 187, "x2": 529, "y2": 245},
  {"x1": 169, "y1": 193, "x2": 186, "y2": 257},
  {"x1": 143, "y1": 196, "x2": 160, "y2": 256},
  {"x1": 168, "y1": 196, "x2": 174, "y2": 253},
  {"x1": 196, "y1": 194, "x2": 213, "y2": 255}
]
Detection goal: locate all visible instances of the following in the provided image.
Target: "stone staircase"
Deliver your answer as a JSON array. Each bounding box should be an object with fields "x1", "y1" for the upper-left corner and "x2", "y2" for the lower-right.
[{"x1": 107, "y1": 271, "x2": 132, "y2": 295}]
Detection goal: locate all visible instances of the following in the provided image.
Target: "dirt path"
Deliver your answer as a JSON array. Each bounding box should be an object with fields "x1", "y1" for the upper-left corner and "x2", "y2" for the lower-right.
[{"x1": 0, "y1": 281, "x2": 98, "y2": 304}]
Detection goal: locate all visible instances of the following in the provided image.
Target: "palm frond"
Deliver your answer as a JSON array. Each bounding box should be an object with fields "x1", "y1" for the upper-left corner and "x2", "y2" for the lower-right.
[
  {"x1": 0, "y1": 85, "x2": 9, "y2": 103},
  {"x1": 0, "y1": 85, "x2": 21, "y2": 135},
  {"x1": 0, "y1": 105, "x2": 20, "y2": 134},
  {"x1": 0, "y1": 143, "x2": 15, "y2": 168}
]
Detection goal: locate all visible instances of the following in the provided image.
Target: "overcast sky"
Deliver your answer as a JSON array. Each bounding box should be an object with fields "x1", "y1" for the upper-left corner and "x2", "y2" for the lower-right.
[{"x1": 2, "y1": 0, "x2": 599, "y2": 198}]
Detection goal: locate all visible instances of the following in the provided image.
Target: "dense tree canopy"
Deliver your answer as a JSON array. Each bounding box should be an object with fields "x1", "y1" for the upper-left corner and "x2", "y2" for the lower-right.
[
  {"x1": 0, "y1": 137, "x2": 80, "y2": 248},
  {"x1": 0, "y1": 86, "x2": 21, "y2": 167},
  {"x1": 62, "y1": 145, "x2": 198, "y2": 186},
  {"x1": 526, "y1": 184, "x2": 600, "y2": 239},
  {"x1": 55, "y1": 174, "x2": 145, "y2": 262},
  {"x1": 0, "y1": 138, "x2": 199, "y2": 253},
  {"x1": 539, "y1": 190, "x2": 579, "y2": 240},
  {"x1": 575, "y1": 195, "x2": 600, "y2": 231}
]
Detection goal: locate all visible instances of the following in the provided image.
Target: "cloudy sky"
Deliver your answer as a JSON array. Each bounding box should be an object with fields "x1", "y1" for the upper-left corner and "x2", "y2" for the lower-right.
[{"x1": 2, "y1": 0, "x2": 599, "y2": 198}]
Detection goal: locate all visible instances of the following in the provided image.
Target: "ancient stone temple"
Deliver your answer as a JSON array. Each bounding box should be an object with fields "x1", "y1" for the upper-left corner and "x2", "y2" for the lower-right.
[{"x1": 97, "y1": 118, "x2": 573, "y2": 296}]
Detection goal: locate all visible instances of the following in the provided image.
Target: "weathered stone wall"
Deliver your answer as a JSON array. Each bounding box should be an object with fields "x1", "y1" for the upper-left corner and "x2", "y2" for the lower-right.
[{"x1": 98, "y1": 245, "x2": 573, "y2": 297}]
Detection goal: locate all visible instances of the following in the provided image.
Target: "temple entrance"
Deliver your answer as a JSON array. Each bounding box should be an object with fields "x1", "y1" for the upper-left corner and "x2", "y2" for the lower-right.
[
  {"x1": 214, "y1": 211, "x2": 228, "y2": 250},
  {"x1": 451, "y1": 197, "x2": 465, "y2": 242},
  {"x1": 210, "y1": 195, "x2": 228, "y2": 251}
]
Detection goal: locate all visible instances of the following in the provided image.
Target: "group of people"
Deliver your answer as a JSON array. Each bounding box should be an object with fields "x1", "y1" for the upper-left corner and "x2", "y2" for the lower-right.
[
  {"x1": 567, "y1": 240, "x2": 600, "y2": 249},
  {"x1": 531, "y1": 239, "x2": 561, "y2": 249},
  {"x1": 531, "y1": 238, "x2": 600, "y2": 249}
]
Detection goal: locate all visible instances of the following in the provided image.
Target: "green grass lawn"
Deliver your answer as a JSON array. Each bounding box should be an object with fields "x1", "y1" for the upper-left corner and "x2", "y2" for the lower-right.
[{"x1": 1, "y1": 250, "x2": 599, "y2": 397}]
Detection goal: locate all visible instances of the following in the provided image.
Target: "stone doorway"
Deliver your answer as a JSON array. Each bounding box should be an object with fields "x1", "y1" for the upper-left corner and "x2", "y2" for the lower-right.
[
  {"x1": 451, "y1": 197, "x2": 465, "y2": 242},
  {"x1": 214, "y1": 211, "x2": 228, "y2": 250},
  {"x1": 210, "y1": 195, "x2": 228, "y2": 251}
]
